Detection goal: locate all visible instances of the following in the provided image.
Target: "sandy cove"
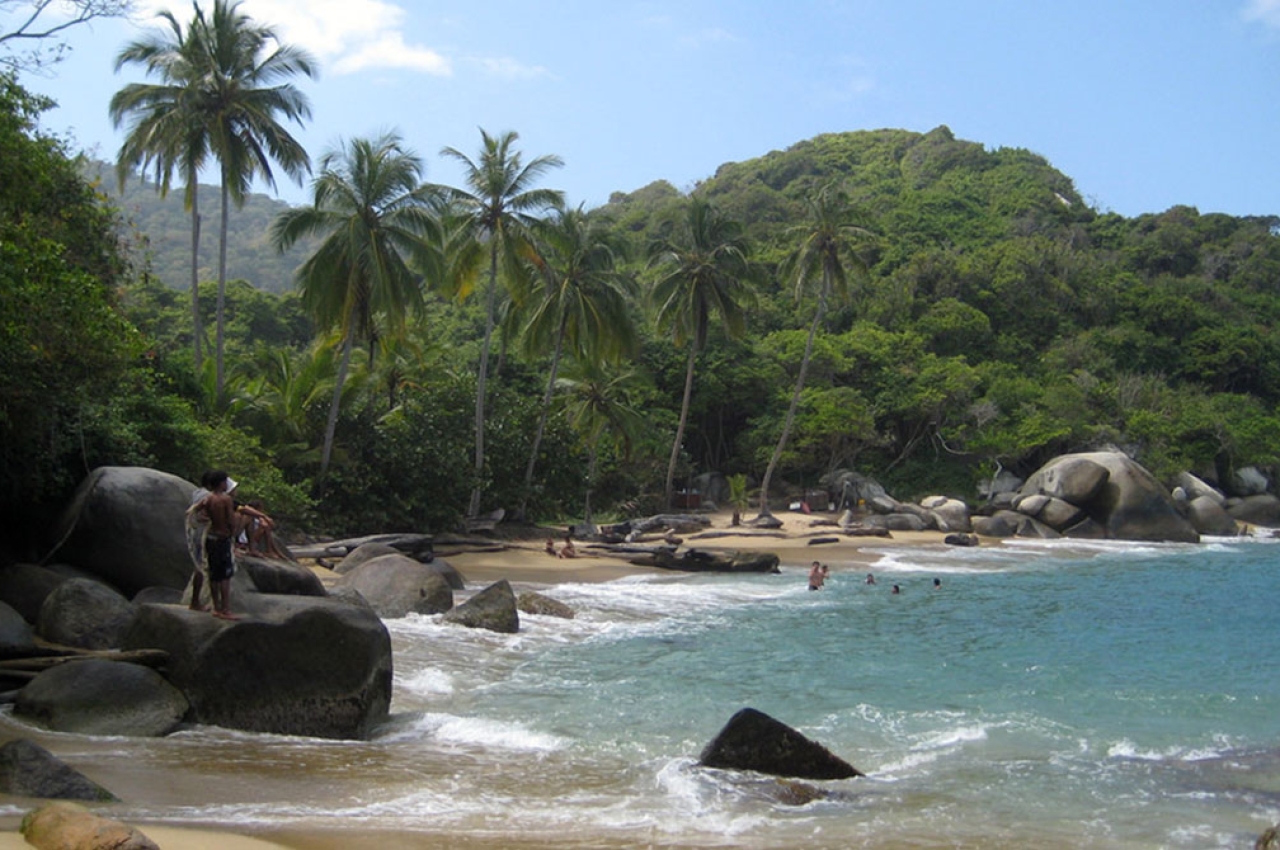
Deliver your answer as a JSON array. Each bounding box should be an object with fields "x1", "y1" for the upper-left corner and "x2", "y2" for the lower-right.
[
  {"x1": 0, "y1": 510, "x2": 956, "y2": 850},
  {"x1": 443, "y1": 509, "x2": 959, "y2": 587}
]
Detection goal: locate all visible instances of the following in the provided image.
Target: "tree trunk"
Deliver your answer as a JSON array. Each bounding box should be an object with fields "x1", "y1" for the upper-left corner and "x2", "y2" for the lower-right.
[
  {"x1": 757, "y1": 288, "x2": 826, "y2": 519},
  {"x1": 318, "y1": 333, "x2": 354, "y2": 484},
  {"x1": 664, "y1": 342, "x2": 699, "y2": 510},
  {"x1": 583, "y1": 437, "x2": 599, "y2": 528},
  {"x1": 519, "y1": 313, "x2": 568, "y2": 522},
  {"x1": 189, "y1": 176, "x2": 202, "y2": 376},
  {"x1": 468, "y1": 242, "x2": 500, "y2": 520},
  {"x1": 215, "y1": 177, "x2": 229, "y2": 403}
]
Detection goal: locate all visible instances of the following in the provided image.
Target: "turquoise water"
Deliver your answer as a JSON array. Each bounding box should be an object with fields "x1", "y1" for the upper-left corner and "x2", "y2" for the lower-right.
[{"x1": 2, "y1": 537, "x2": 1279, "y2": 848}]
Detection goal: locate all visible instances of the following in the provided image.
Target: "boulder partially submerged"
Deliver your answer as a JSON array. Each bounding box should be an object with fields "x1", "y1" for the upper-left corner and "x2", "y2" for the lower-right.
[
  {"x1": 14, "y1": 659, "x2": 188, "y2": 737},
  {"x1": 0, "y1": 740, "x2": 117, "y2": 802},
  {"x1": 699, "y1": 707, "x2": 863, "y2": 780}
]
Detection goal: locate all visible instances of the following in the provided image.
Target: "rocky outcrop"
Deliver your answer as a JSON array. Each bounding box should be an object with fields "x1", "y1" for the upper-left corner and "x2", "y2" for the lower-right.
[
  {"x1": 336, "y1": 553, "x2": 454, "y2": 618},
  {"x1": 235, "y1": 553, "x2": 326, "y2": 596},
  {"x1": 1186, "y1": 496, "x2": 1239, "y2": 536},
  {"x1": 0, "y1": 601, "x2": 35, "y2": 657},
  {"x1": 21, "y1": 801, "x2": 155, "y2": 849},
  {"x1": 1017, "y1": 452, "x2": 1198, "y2": 543},
  {"x1": 631, "y1": 548, "x2": 781, "y2": 573},
  {"x1": 37, "y1": 578, "x2": 135, "y2": 650},
  {"x1": 699, "y1": 707, "x2": 863, "y2": 780},
  {"x1": 922, "y1": 496, "x2": 972, "y2": 532},
  {"x1": 0, "y1": 563, "x2": 67, "y2": 625},
  {"x1": 335, "y1": 542, "x2": 401, "y2": 575},
  {"x1": 123, "y1": 596, "x2": 392, "y2": 740},
  {"x1": 516, "y1": 591, "x2": 575, "y2": 619},
  {"x1": 443, "y1": 580, "x2": 519, "y2": 634},
  {"x1": 43, "y1": 467, "x2": 194, "y2": 595},
  {"x1": 1227, "y1": 494, "x2": 1280, "y2": 527},
  {"x1": 0, "y1": 741, "x2": 117, "y2": 802},
  {"x1": 13, "y1": 659, "x2": 188, "y2": 737}
]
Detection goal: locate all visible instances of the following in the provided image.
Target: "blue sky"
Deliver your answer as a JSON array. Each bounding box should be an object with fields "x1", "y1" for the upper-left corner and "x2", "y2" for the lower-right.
[{"x1": 11, "y1": 0, "x2": 1280, "y2": 217}]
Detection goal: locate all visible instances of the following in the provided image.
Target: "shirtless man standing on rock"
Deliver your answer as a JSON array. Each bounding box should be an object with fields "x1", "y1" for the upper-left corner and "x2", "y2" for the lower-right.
[{"x1": 201, "y1": 470, "x2": 240, "y2": 620}]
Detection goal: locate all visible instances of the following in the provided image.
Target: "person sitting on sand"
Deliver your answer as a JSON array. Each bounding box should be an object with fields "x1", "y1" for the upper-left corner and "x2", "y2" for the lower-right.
[
  {"x1": 545, "y1": 538, "x2": 557, "y2": 556},
  {"x1": 558, "y1": 533, "x2": 577, "y2": 559}
]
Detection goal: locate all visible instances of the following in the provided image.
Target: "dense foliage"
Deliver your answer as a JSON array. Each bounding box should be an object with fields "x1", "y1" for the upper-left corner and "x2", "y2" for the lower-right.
[{"x1": 8, "y1": 48, "x2": 1280, "y2": 555}]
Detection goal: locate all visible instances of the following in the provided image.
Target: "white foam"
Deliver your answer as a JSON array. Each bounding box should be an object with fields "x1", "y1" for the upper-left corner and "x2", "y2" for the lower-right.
[{"x1": 412, "y1": 712, "x2": 567, "y2": 752}]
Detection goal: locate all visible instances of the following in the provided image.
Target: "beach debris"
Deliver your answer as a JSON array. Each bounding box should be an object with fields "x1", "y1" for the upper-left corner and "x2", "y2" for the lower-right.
[
  {"x1": 0, "y1": 740, "x2": 118, "y2": 802},
  {"x1": 443, "y1": 580, "x2": 519, "y2": 634},
  {"x1": 806, "y1": 537, "x2": 841, "y2": 546},
  {"x1": 517, "y1": 591, "x2": 575, "y2": 620},
  {"x1": 21, "y1": 801, "x2": 155, "y2": 849},
  {"x1": 699, "y1": 707, "x2": 863, "y2": 780},
  {"x1": 944, "y1": 533, "x2": 980, "y2": 547}
]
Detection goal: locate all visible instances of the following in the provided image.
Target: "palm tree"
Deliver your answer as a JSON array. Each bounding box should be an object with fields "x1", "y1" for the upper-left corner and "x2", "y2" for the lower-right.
[
  {"x1": 516, "y1": 206, "x2": 636, "y2": 521},
  {"x1": 190, "y1": 0, "x2": 315, "y2": 401},
  {"x1": 110, "y1": 7, "x2": 212, "y2": 374},
  {"x1": 436, "y1": 129, "x2": 564, "y2": 521},
  {"x1": 270, "y1": 132, "x2": 436, "y2": 481},
  {"x1": 756, "y1": 182, "x2": 873, "y2": 518},
  {"x1": 558, "y1": 357, "x2": 648, "y2": 529},
  {"x1": 649, "y1": 198, "x2": 756, "y2": 510}
]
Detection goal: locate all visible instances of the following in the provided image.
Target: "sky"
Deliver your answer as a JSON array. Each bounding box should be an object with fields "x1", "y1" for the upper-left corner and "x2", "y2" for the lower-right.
[{"x1": 9, "y1": 0, "x2": 1280, "y2": 217}]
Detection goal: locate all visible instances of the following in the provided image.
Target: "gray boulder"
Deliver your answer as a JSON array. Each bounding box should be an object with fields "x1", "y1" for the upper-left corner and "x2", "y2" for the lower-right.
[
  {"x1": 1176, "y1": 472, "x2": 1226, "y2": 506},
  {"x1": 21, "y1": 802, "x2": 155, "y2": 849},
  {"x1": 236, "y1": 552, "x2": 326, "y2": 596},
  {"x1": 123, "y1": 596, "x2": 392, "y2": 740},
  {"x1": 335, "y1": 542, "x2": 401, "y2": 575},
  {"x1": 1187, "y1": 496, "x2": 1240, "y2": 537},
  {"x1": 443, "y1": 580, "x2": 519, "y2": 634},
  {"x1": 632, "y1": 549, "x2": 781, "y2": 573},
  {"x1": 1232, "y1": 465, "x2": 1270, "y2": 497},
  {"x1": 1023, "y1": 452, "x2": 1198, "y2": 543},
  {"x1": 37, "y1": 578, "x2": 135, "y2": 650},
  {"x1": 1024, "y1": 456, "x2": 1110, "y2": 505},
  {"x1": 1036, "y1": 497, "x2": 1085, "y2": 531},
  {"x1": 0, "y1": 600, "x2": 35, "y2": 657},
  {"x1": 972, "y1": 512, "x2": 1018, "y2": 538},
  {"x1": 43, "y1": 466, "x2": 194, "y2": 595},
  {"x1": 517, "y1": 591, "x2": 575, "y2": 619},
  {"x1": 0, "y1": 563, "x2": 67, "y2": 624},
  {"x1": 14, "y1": 660, "x2": 188, "y2": 737},
  {"x1": 884, "y1": 513, "x2": 927, "y2": 532},
  {"x1": 1227, "y1": 494, "x2": 1280, "y2": 527},
  {"x1": 699, "y1": 707, "x2": 863, "y2": 780},
  {"x1": 0, "y1": 740, "x2": 117, "y2": 802},
  {"x1": 337, "y1": 553, "x2": 454, "y2": 618},
  {"x1": 1013, "y1": 493, "x2": 1049, "y2": 516},
  {"x1": 926, "y1": 498, "x2": 972, "y2": 533}
]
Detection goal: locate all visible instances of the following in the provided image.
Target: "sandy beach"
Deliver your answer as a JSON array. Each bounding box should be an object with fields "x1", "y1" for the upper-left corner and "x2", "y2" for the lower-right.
[{"x1": 0, "y1": 510, "x2": 957, "y2": 850}]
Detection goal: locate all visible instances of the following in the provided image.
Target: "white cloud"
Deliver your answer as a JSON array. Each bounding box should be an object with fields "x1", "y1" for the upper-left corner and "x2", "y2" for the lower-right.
[
  {"x1": 133, "y1": 0, "x2": 450, "y2": 76},
  {"x1": 474, "y1": 55, "x2": 552, "y2": 81},
  {"x1": 1242, "y1": 0, "x2": 1280, "y2": 29}
]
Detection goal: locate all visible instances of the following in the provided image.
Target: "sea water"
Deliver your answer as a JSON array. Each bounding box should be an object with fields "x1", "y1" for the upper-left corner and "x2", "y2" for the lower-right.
[{"x1": 2, "y1": 537, "x2": 1279, "y2": 848}]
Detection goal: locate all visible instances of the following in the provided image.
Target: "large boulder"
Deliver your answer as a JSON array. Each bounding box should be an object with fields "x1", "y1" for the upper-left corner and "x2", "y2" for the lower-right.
[
  {"x1": 925, "y1": 497, "x2": 971, "y2": 533},
  {"x1": 1022, "y1": 452, "x2": 1198, "y2": 543},
  {"x1": 0, "y1": 600, "x2": 35, "y2": 657},
  {"x1": 235, "y1": 552, "x2": 326, "y2": 596},
  {"x1": 1175, "y1": 471, "x2": 1226, "y2": 506},
  {"x1": 334, "y1": 542, "x2": 401, "y2": 575},
  {"x1": 699, "y1": 707, "x2": 863, "y2": 780},
  {"x1": 0, "y1": 563, "x2": 67, "y2": 624},
  {"x1": 516, "y1": 591, "x2": 575, "y2": 619},
  {"x1": 443, "y1": 580, "x2": 519, "y2": 634},
  {"x1": 1186, "y1": 496, "x2": 1240, "y2": 537},
  {"x1": 336, "y1": 553, "x2": 454, "y2": 618},
  {"x1": 1227, "y1": 494, "x2": 1280, "y2": 527},
  {"x1": 43, "y1": 467, "x2": 194, "y2": 595},
  {"x1": 122, "y1": 596, "x2": 392, "y2": 740},
  {"x1": 13, "y1": 660, "x2": 188, "y2": 737},
  {"x1": 21, "y1": 802, "x2": 155, "y2": 850},
  {"x1": 0, "y1": 741, "x2": 117, "y2": 802},
  {"x1": 37, "y1": 578, "x2": 135, "y2": 650},
  {"x1": 1231, "y1": 465, "x2": 1270, "y2": 497}
]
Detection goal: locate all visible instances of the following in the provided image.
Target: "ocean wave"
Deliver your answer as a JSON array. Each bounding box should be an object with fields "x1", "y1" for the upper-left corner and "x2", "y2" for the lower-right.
[{"x1": 389, "y1": 711, "x2": 568, "y2": 752}]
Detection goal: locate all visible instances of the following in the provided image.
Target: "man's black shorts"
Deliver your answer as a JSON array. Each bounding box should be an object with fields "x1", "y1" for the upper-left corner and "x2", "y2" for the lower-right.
[{"x1": 205, "y1": 535, "x2": 234, "y2": 581}]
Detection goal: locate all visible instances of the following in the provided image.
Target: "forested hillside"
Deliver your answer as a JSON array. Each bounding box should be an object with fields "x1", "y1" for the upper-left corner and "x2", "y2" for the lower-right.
[{"x1": 10, "y1": 74, "x2": 1280, "y2": 546}]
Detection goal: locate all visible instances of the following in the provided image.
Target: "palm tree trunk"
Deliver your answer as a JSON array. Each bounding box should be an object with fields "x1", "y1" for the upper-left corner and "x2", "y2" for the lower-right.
[
  {"x1": 519, "y1": 314, "x2": 568, "y2": 522},
  {"x1": 583, "y1": 437, "x2": 600, "y2": 529},
  {"x1": 757, "y1": 290, "x2": 826, "y2": 518},
  {"x1": 215, "y1": 177, "x2": 229, "y2": 403},
  {"x1": 318, "y1": 332, "x2": 354, "y2": 484},
  {"x1": 664, "y1": 342, "x2": 699, "y2": 510},
  {"x1": 190, "y1": 178, "x2": 203, "y2": 375},
  {"x1": 468, "y1": 243, "x2": 500, "y2": 520}
]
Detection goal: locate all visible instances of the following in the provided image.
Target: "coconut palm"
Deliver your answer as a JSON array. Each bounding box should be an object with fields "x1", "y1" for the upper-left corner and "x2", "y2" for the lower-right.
[
  {"x1": 756, "y1": 182, "x2": 873, "y2": 518},
  {"x1": 110, "y1": 7, "x2": 212, "y2": 374},
  {"x1": 516, "y1": 206, "x2": 636, "y2": 521},
  {"x1": 436, "y1": 129, "x2": 564, "y2": 520},
  {"x1": 558, "y1": 357, "x2": 648, "y2": 529},
  {"x1": 649, "y1": 198, "x2": 756, "y2": 510},
  {"x1": 271, "y1": 132, "x2": 436, "y2": 481}
]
